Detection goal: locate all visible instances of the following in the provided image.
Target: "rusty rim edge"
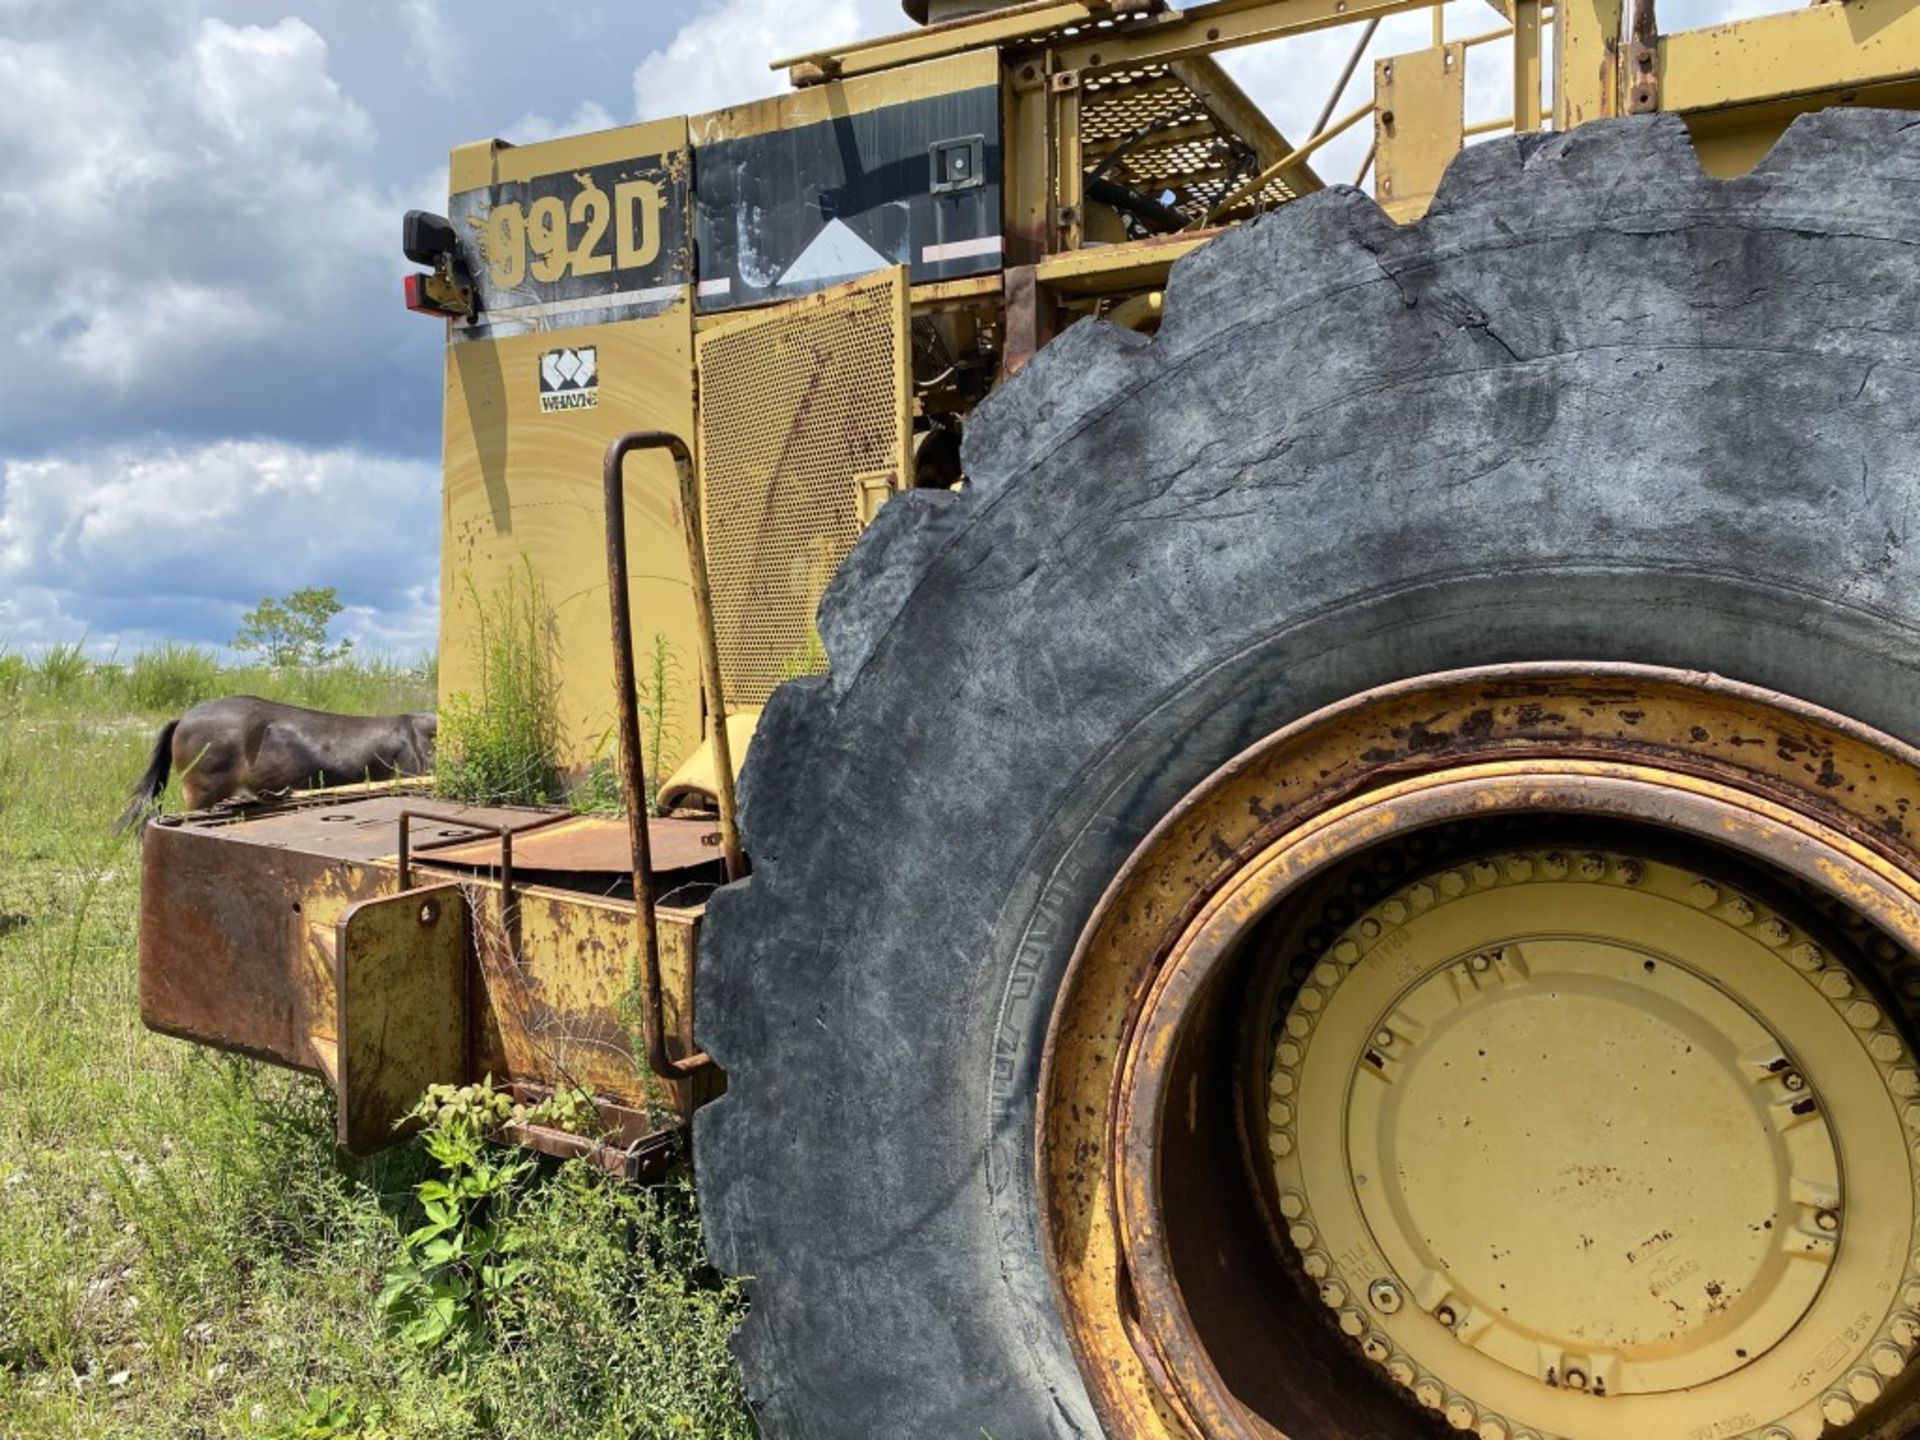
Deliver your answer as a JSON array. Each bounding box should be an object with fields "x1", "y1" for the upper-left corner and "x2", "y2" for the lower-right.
[
  {"x1": 1035, "y1": 663, "x2": 1920, "y2": 1440},
  {"x1": 1114, "y1": 761, "x2": 1920, "y2": 1438}
]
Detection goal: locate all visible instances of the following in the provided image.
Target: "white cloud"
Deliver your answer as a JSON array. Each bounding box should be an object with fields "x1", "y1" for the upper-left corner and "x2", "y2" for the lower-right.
[
  {"x1": 0, "y1": 441, "x2": 440, "y2": 655},
  {"x1": 0, "y1": 0, "x2": 702, "y2": 661},
  {"x1": 632, "y1": 0, "x2": 903, "y2": 119},
  {"x1": 396, "y1": 0, "x2": 465, "y2": 98},
  {"x1": 503, "y1": 100, "x2": 619, "y2": 146},
  {"x1": 188, "y1": 17, "x2": 375, "y2": 152},
  {"x1": 0, "y1": 8, "x2": 406, "y2": 453}
]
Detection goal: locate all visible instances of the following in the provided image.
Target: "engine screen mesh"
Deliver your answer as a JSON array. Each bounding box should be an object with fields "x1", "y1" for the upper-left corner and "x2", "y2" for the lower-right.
[{"x1": 695, "y1": 267, "x2": 908, "y2": 707}]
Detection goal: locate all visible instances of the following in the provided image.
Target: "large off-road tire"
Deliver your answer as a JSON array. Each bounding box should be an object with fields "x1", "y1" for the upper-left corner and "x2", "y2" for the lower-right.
[{"x1": 695, "y1": 111, "x2": 1920, "y2": 1438}]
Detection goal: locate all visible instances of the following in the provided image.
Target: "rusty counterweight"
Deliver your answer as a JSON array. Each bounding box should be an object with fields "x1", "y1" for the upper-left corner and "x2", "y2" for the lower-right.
[{"x1": 139, "y1": 793, "x2": 719, "y2": 1164}]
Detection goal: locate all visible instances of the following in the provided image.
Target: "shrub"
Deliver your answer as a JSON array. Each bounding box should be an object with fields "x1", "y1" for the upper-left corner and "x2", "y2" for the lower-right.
[
  {"x1": 126, "y1": 642, "x2": 223, "y2": 713},
  {"x1": 31, "y1": 640, "x2": 89, "y2": 692}
]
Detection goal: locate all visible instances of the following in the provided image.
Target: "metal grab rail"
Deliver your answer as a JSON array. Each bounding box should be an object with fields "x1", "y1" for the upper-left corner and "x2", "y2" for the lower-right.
[
  {"x1": 397, "y1": 809, "x2": 516, "y2": 896},
  {"x1": 604, "y1": 430, "x2": 737, "y2": 1081}
]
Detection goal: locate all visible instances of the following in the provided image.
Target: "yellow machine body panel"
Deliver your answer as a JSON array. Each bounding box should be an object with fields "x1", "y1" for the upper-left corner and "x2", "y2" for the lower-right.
[
  {"x1": 441, "y1": 303, "x2": 702, "y2": 776},
  {"x1": 438, "y1": 116, "x2": 703, "y2": 778}
]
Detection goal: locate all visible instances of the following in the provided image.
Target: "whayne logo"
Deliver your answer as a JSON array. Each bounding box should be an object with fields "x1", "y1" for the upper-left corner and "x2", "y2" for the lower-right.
[{"x1": 538, "y1": 346, "x2": 598, "y2": 412}]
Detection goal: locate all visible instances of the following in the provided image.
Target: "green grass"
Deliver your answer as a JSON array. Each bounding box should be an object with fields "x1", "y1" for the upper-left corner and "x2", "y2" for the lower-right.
[{"x1": 0, "y1": 654, "x2": 752, "y2": 1439}]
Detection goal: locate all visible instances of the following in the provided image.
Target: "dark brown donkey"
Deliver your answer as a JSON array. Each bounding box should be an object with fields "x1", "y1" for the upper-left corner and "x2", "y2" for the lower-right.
[{"x1": 117, "y1": 696, "x2": 437, "y2": 832}]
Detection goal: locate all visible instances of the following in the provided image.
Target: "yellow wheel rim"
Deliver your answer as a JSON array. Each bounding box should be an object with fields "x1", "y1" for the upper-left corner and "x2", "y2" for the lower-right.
[
  {"x1": 1267, "y1": 847, "x2": 1920, "y2": 1440},
  {"x1": 1040, "y1": 668, "x2": 1920, "y2": 1440}
]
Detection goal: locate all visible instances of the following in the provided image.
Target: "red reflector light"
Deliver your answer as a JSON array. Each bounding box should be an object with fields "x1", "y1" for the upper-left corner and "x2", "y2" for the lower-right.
[{"x1": 404, "y1": 273, "x2": 440, "y2": 316}]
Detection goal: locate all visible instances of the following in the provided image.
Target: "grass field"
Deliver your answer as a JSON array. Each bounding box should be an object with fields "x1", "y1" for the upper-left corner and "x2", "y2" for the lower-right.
[{"x1": 0, "y1": 650, "x2": 753, "y2": 1439}]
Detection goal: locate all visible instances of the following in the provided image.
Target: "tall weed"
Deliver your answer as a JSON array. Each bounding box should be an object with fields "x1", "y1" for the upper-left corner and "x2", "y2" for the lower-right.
[
  {"x1": 126, "y1": 643, "x2": 223, "y2": 713},
  {"x1": 32, "y1": 640, "x2": 90, "y2": 692},
  {"x1": 436, "y1": 565, "x2": 559, "y2": 805}
]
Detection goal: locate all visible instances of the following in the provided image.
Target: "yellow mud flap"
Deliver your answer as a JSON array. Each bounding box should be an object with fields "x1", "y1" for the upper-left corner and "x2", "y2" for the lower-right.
[{"x1": 334, "y1": 883, "x2": 469, "y2": 1153}]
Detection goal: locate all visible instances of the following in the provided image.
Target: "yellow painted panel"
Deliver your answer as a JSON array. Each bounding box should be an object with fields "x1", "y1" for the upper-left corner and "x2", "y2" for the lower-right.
[
  {"x1": 449, "y1": 116, "x2": 692, "y2": 193},
  {"x1": 1375, "y1": 44, "x2": 1466, "y2": 224},
  {"x1": 1659, "y1": 0, "x2": 1920, "y2": 115},
  {"x1": 441, "y1": 298, "x2": 702, "y2": 778},
  {"x1": 689, "y1": 49, "x2": 998, "y2": 145}
]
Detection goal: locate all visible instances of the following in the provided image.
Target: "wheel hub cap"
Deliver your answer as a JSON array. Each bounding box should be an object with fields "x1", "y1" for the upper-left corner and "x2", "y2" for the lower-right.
[{"x1": 1268, "y1": 848, "x2": 1920, "y2": 1439}]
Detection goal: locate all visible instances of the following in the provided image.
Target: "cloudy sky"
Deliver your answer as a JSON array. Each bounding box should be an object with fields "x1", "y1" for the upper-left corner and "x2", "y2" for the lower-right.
[{"x1": 0, "y1": 0, "x2": 1763, "y2": 660}]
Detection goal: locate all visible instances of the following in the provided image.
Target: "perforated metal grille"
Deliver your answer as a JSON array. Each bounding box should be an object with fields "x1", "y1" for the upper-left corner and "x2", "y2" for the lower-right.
[
  {"x1": 696, "y1": 269, "x2": 908, "y2": 707},
  {"x1": 1081, "y1": 67, "x2": 1301, "y2": 224}
]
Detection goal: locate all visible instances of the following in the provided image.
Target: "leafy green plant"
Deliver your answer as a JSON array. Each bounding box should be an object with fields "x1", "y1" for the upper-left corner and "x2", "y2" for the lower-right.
[
  {"x1": 777, "y1": 627, "x2": 828, "y2": 682},
  {"x1": 0, "y1": 649, "x2": 26, "y2": 700},
  {"x1": 275, "y1": 1385, "x2": 394, "y2": 1440},
  {"x1": 234, "y1": 586, "x2": 354, "y2": 667},
  {"x1": 569, "y1": 632, "x2": 683, "y2": 817},
  {"x1": 377, "y1": 1078, "x2": 587, "y2": 1358},
  {"x1": 476, "y1": 1166, "x2": 753, "y2": 1440},
  {"x1": 567, "y1": 754, "x2": 625, "y2": 816},
  {"x1": 436, "y1": 564, "x2": 560, "y2": 805},
  {"x1": 640, "y1": 631, "x2": 684, "y2": 808},
  {"x1": 126, "y1": 641, "x2": 222, "y2": 712}
]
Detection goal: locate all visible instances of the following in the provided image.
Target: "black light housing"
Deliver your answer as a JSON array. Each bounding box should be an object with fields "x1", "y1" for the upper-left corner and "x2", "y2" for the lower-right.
[
  {"x1": 402, "y1": 210, "x2": 458, "y2": 267},
  {"x1": 401, "y1": 210, "x2": 473, "y2": 320}
]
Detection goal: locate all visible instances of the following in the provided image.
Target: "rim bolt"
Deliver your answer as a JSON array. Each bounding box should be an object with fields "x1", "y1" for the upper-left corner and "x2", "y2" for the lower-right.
[
  {"x1": 1369, "y1": 1278, "x2": 1404, "y2": 1314},
  {"x1": 1435, "y1": 1304, "x2": 1458, "y2": 1328},
  {"x1": 1565, "y1": 1368, "x2": 1588, "y2": 1391},
  {"x1": 1817, "y1": 1208, "x2": 1841, "y2": 1233},
  {"x1": 1375, "y1": 1029, "x2": 1395, "y2": 1048},
  {"x1": 1783, "y1": 1070, "x2": 1806, "y2": 1092}
]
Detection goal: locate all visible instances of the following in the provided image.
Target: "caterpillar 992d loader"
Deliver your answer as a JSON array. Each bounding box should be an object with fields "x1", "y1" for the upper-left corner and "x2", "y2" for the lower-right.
[{"x1": 137, "y1": 0, "x2": 1920, "y2": 1434}]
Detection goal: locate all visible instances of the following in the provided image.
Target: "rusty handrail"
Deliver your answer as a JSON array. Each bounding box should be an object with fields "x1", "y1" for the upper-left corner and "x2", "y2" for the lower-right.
[
  {"x1": 397, "y1": 809, "x2": 515, "y2": 896},
  {"x1": 604, "y1": 431, "x2": 726, "y2": 1080}
]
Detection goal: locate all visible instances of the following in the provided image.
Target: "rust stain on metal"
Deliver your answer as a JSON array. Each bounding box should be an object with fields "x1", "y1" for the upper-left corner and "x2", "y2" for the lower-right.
[
  {"x1": 138, "y1": 786, "x2": 715, "y2": 1165},
  {"x1": 419, "y1": 813, "x2": 724, "y2": 876}
]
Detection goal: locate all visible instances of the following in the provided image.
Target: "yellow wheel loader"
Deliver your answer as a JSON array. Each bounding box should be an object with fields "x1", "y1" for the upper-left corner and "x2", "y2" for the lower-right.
[{"x1": 141, "y1": 0, "x2": 1920, "y2": 1435}]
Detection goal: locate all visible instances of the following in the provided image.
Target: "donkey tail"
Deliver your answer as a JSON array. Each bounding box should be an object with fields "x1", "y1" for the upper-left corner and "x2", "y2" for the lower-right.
[{"x1": 117, "y1": 719, "x2": 179, "y2": 835}]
